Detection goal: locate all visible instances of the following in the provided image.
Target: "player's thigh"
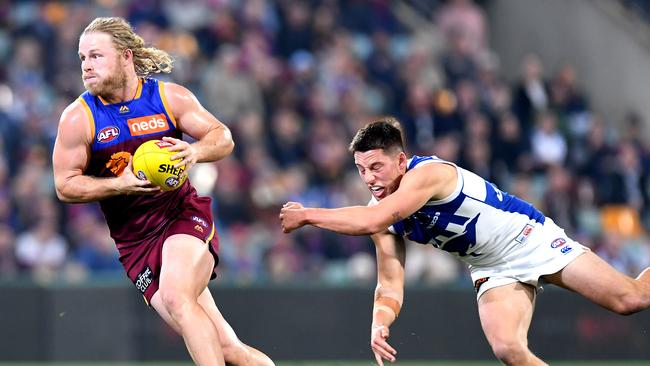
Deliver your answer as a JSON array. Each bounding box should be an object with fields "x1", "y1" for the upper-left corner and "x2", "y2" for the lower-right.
[
  {"x1": 543, "y1": 251, "x2": 634, "y2": 306},
  {"x1": 160, "y1": 233, "x2": 214, "y2": 297},
  {"x1": 478, "y1": 282, "x2": 536, "y2": 345}
]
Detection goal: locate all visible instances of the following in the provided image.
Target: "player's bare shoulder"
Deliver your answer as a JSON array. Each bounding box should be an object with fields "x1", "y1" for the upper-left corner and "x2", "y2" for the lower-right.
[
  {"x1": 401, "y1": 159, "x2": 457, "y2": 200},
  {"x1": 56, "y1": 99, "x2": 92, "y2": 145},
  {"x1": 162, "y1": 81, "x2": 198, "y2": 110}
]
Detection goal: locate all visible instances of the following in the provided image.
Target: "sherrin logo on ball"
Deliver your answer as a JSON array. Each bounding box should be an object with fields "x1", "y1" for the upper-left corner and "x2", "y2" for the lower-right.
[{"x1": 132, "y1": 140, "x2": 187, "y2": 191}]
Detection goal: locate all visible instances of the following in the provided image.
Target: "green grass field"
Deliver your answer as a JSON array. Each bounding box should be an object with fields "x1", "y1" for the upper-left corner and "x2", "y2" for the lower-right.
[{"x1": 1, "y1": 362, "x2": 649, "y2": 366}]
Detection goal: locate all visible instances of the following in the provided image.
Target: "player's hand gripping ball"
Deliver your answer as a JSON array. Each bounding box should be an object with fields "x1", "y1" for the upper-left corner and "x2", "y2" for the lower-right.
[{"x1": 133, "y1": 140, "x2": 187, "y2": 191}]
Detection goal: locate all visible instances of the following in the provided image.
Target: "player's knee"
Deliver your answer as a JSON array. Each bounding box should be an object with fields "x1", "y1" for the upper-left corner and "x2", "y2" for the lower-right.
[
  {"x1": 612, "y1": 293, "x2": 644, "y2": 315},
  {"x1": 158, "y1": 288, "x2": 192, "y2": 318},
  {"x1": 491, "y1": 340, "x2": 529, "y2": 364}
]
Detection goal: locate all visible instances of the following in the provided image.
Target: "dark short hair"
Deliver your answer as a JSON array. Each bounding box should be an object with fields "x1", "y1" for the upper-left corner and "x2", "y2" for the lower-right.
[{"x1": 349, "y1": 117, "x2": 405, "y2": 154}]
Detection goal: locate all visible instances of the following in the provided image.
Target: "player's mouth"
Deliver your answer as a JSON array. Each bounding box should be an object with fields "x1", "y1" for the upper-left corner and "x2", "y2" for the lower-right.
[
  {"x1": 370, "y1": 185, "x2": 385, "y2": 198},
  {"x1": 83, "y1": 75, "x2": 97, "y2": 82}
]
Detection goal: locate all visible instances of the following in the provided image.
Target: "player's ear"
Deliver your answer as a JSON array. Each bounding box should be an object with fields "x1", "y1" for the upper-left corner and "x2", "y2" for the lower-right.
[
  {"x1": 122, "y1": 48, "x2": 133, "y2": 63},
  {"x1": 397, "y1": 151, "x2": 407, "y2": 173}
]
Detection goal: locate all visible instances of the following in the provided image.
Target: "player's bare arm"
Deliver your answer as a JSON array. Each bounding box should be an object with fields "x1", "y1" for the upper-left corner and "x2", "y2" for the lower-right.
[
  {"x1": 53, "y1": 101, "x2": 160, "y2": 203},
  {"x1": 279, "y1": 162, "x2": 457, "y2": 234},
  {"x1": 162, "y1": 82, "x2": 234, "y2": 176},
  {"x1": 370, "y1": 230, "x2": 405, "y2": 366}
]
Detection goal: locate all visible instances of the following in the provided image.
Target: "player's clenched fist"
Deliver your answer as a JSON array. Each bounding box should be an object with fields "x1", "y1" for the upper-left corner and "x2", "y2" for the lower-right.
[
  {"x1": 279, "y1": 201, "x2": 305, "y2": 233},
  {"x1": 371, "y1": 325, "x2": 397, "y2": 365}
]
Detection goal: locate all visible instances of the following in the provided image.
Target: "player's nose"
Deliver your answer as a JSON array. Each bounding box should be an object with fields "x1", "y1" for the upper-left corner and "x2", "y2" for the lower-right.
[{"x1": 362, "y1": 170, "x2": 375, "y2": 184}]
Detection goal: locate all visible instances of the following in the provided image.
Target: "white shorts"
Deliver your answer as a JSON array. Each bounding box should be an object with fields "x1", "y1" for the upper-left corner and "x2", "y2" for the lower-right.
[{"x1": 470, "y1": 218, "x2": 589, "y2": 299}]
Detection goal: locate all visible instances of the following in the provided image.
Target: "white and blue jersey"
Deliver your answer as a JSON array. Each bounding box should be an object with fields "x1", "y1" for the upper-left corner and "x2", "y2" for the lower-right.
[{"x1": 385, "y1": 155, "x2": 546, "y2": 267}]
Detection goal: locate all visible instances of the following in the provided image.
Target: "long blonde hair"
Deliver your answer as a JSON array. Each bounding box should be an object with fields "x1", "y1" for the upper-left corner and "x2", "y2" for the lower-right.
[{"x1": 83, "y1": 17, "x2": 173, "y2": 77}]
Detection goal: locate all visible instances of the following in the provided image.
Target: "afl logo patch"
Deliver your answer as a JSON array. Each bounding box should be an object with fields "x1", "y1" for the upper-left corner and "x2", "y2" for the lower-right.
[
  {"x1": 165, "y1": 176, "x2": 180, "y2": 188},
  {"x1": 551, "y1": 238, "x2": 567, "y2": 248},
  {"x1": 97, "y1": 126, "x2": 120, "y2": 143}
]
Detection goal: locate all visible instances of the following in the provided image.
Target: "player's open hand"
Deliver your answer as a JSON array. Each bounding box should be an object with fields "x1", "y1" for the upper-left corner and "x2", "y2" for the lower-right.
[
  {"x1": 279, "y1": 201, "x2": 305, "y2": 233},
  {"x1": 163, "y1": 136, "x2": 196, "y2": 179},
  {"x1": 371, "y1": 325, "x2": 397, "y2": 365},
  {"x1": 118, "y1": 158, "x2": 161, "y2": 195}
]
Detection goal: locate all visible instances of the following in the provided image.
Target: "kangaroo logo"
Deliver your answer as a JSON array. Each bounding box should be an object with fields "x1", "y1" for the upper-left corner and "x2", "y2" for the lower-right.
[{"x1": 440, "y1": 213, "x2": 481, "y2": 257}]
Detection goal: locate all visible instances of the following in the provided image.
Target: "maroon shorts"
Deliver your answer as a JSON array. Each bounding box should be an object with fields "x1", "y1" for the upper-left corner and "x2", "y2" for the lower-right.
[{"x1": 118, "y1": 195, "x2": 220, "y2": 304}]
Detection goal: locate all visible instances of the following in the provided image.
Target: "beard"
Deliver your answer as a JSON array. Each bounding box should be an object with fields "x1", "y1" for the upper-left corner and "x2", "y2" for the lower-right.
[{"x1": 84, "y1": 63, "x2": 127, "y2": 98}]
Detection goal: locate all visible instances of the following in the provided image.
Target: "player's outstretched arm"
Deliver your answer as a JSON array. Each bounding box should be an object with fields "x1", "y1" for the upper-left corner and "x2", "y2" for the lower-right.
[
  {"x1": 53, "y1": 102, "x2": 160, "y2": 203},
  {"x1": 279, "y1": 163, "x2": 456, "y2": 235},
  {"x1": 162, "y1": 82, "x2": 234, "y2": 174},
  {"x1": 370, "y1": 231, "x2": 405, "y2": 365}
]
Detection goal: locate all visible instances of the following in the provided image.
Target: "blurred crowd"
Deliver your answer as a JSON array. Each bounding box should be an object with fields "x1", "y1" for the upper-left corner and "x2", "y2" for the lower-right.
[{"x1": 1, "y1": 0, "x2": 650, "y2": 288}]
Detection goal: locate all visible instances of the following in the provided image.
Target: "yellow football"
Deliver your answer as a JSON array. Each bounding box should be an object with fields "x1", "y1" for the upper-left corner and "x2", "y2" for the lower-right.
[{"x1": 132, "y1": 139, "x2": 187, "y2": 191}]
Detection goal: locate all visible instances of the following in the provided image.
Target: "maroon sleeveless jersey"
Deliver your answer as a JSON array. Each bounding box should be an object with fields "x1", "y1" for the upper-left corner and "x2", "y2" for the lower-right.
[{"x1": 79, "y1": 78, "x2": 219, "y2": 301}]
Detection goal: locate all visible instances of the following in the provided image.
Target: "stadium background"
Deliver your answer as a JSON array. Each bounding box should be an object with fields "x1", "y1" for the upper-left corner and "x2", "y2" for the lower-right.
[{"x1": 1, "y1": 0, "x2": 650, "y2": 363}]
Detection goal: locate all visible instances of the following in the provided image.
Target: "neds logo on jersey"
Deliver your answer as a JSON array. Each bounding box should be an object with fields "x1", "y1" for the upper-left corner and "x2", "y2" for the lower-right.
[
  {"x1": 97, "y1": 126, "x2": 120, "y2": 143},
  {"x1": 127, "y1": 114, "x2": 169, "y2": 136}
]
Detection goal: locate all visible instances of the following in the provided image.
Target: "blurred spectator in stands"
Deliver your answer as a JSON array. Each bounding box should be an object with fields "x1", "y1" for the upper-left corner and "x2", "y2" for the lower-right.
[
  {"x1": 306, "y1": 116, "x2": 349, "y2": 185},
  {"x1": 265, "y1": 231, "x2": 304, "y2": 283},
  {"x1": 367, "y1": 29, "x2": 400, "y2": 94},
  {"x1": 401, "y1": 81, "x2": 436, "y2": 154},
  {"x1": 454, "y1": 78, "x2": 482, "y2": 119},
  {"x1": 195, "y1": 6, "x2": 239, "y2": 56},
  {"x1": 12, "y1": 145, "x2": 55, "y2": 230},
  {"x1": 213, "y1": 157, "x2": 255, "y2": 226},
  {"x1": 15, "y1": 218, "x2": 67, "y2": 277},
  {"x1": 542, "y1": 165, "x2": 576, "y2": 233},
  {"x1": 276, "y1": 0, "x2": 312, "y2": 57},
  {"x1": 432, "y1": 133, "x2": 462, "y2": 163},
  {"x1": 577, "y1": 118, "x2": 615, "y2": 182},
  {"x1": 512, "y1": 53, "x2": 549, "y2": 137},
  {"x1": 549, "y1": 64, "x2": 592, "y2": 164},
  {"x1": 461, "y1": 137, "x2": 493, "y2": 181},
  {"x1": 531, "y1": 111, "x2": 568, "y2": 169},
  {"x1": 574, "y1": 178, "x2": 603, "y2": 237},
  {"x1": 598, "y1": 141, "x2": 649, "y2": 211},
  {"x1": 440, "y1": 27, "x2": 478, "y2": 87},
  {"x1": 69, "y1": 210, "x2": 121, "y2": 275},
  {"x1": 201, "y1": 45, "x2": 264, "y2": 122},
  {"x1": 0, "y1": 223, "x2": 17, "y2": 279},
  {"x1": 435, "y1": 0, "x2": 487, "y2": 58},
  {"x1": 594, "y1": 231, "x2": 650, "y2": 277},
  {"x1": 0, "y1": 86, "x2": 21, "y2": 174},
  {"x1": 219, "y1": 223, "x2": 273, "y2": 284},
  {"x1": 269, "y1": 108, "x2": 308, "y2": 168},
  {"x1": 479, "y1": 66, "x2": 511, "y2": 119},
  {"x1": 549, "y1": 63, "x2": 589, "y2": 119},
  {"x1": 232, "y1": 112, "x2": 268, "y2": 159},
  {"x1": 620, "y1": 111, "x2": 649, "y2": 153},
  {"x1": 400, "y1": 40, "x2": 444, "y2": 93},
  {"x1": 464, "y1": 110, "x2": 491, "y2": 141},
  {"x1": 492, "y1": 111, "x2": 533, "y2": 185},
  {"x1": 311, "y1": 2, "x2": 338, "y2": 50}
]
